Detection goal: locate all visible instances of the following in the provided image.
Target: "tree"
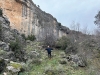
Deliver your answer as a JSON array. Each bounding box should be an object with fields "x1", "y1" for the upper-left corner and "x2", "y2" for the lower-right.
[
  {"x1": 37, "y1": 5, "x2": 40, "y2": 8},
  {"x1": 70, "y1": 21, "x2": 81, "y2": 41},
  {"x1": 94, "y1": 11, "x2": 100, "y2": 28},
  {"x1": 70, "y1": 21, "x2": 76, "y2": 30},
  {"x1": 70, "y1": 21, "x2": 80, "y2": 32},
  {"x1": 82, "y1": 26, "x2": 88, "y2": 34},
  {"x1": 0, "y1": 9, "x2": 2, "y2": 16}
]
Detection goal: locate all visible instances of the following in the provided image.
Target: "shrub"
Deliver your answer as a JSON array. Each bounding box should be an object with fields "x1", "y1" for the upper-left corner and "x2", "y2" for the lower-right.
[
  {"x1": 21, "y1": 34, "x2": 26, "y2": 40},
  {"x1": 31, "y1": 59, "x2": 42, "y2": 65},
  {"x1": 55, "y1": 36, "x2": 71, "y2": 50},
  {"x1": 9, "y1": 41, "x2": 21, "y2": 51},
  {"x1": 65, "y1": 45, "x2": 77, "y2": 54},
  {"x1": 26, "y1": 35, "x2": 36, "y2": 41},
  {"x1": 10, "y1": 62, "x2": 22, "y2": 69},
  {"x1": 0, "y1": 58, "x2": 6, "y2": 73},
  {"x1": 0, "y1": 22, "x2": 2, "y2": 40},
  {"x1": 9, "y1": 41, "x2": 25, "y2": 61},
  {"x1": 0, "y1": 9, "x2": 2, "y2": 16},
  {"x1": 0, "y1": 22, "x2": 2, "y2": 31}
]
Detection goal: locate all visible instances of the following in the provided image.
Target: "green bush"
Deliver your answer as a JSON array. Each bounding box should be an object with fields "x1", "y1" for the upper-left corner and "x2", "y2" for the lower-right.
[
  {"x1": 21, "y1": 34, "x2": 26, "y2": 40},
  {"x1": 65, "y1": 44, "x2": 78, "y2": 54},
  {"x1": 26, "y1": 35, "x2": 36, "y2": 41},
  {"x1": 55, "y1": 36, "x2": 71, "y2": 50},
  {"x1": 0, "y1": 23, "x2": 2, "y2": 32},
  {"x1": 9, "y1": 41, "x2": 25, "y2": 61},
  {"x1": 9, "y1": 41, "x2": 21, "y2": 51},
  {"x1": 21, "y1": 34, "x2": 36, "y2": 41},
  {"x1": 0, "y1": 58, "x2": 6, "y2": 73},
  {"x1": 0, "y1": 22, "x2": 2, "y2": 40}
]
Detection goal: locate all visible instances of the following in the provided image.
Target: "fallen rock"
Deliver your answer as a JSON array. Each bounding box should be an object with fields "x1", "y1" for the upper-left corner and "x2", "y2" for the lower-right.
[
  {"x1": 0, "y1": 41, "x2": 9, "y2": 51},
  {"x1": 6, "y1": 61, "x2": 24, "y2": 74},
  {"x1": 67, "y1": 54, "x2": 87, "y2": 67}
]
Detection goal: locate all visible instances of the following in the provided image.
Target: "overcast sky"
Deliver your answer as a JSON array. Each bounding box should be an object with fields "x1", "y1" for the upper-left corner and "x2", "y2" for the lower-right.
[{"x1": 33, "y1": 0, "x2": 100, "y2": 33}]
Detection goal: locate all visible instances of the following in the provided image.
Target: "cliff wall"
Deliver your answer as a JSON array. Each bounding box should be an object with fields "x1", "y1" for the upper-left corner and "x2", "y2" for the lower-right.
[{"x1": 0, "y1": 0, "x2": 68, "y2": 41}]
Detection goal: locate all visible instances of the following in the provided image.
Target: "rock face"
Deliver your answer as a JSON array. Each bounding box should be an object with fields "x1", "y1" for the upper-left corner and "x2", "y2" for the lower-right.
[
  {"x1": 0, "y1": 14, "x2": 24, "y2": 43},
  {"x1": 0, "y1": 10, "x2": 25, "y2": 62},
  {"x1": 0, "y1": 0, "x2": 69, "y2": 41}
]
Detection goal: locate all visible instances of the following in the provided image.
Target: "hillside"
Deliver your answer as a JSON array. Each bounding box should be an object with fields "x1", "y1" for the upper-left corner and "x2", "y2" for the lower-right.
[
  {"x1": 3, "y1": 40, "x2": 99, "y2": 75},
  {"x1": 0, "y1": 14, "x2": 100, "y2": 74},
  {"x1": 0, "y1": 1, "x2": 100, "y2": 75},
  {"x1": 20, "y1": 41, "x2": 100, "y2": 75}
]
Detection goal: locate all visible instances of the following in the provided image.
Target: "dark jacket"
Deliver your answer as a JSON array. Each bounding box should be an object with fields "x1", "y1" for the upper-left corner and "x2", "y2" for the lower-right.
[{"x1": 45, "y1": 48, "x2": 53, "y2": 53}]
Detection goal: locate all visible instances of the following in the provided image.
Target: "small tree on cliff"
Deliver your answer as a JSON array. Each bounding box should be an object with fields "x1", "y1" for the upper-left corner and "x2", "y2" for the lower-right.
[{"x1": 0, "y1": 9, "x2": 2, "y2": 16}]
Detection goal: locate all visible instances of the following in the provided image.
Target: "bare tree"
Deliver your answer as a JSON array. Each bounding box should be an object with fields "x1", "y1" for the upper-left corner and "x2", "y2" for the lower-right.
[
  {"x1": 70, "y1": 21, "x2": 81, "y2": 41},
  {"x1": 76, "y1": 23, "x2": 80, "y2": 32},
  {"x1": 70, "y1": 21, "x2": 76, "y2": 30},
  {"x1": 70, "y1": 21, "x2": 80, "y2": 32}
]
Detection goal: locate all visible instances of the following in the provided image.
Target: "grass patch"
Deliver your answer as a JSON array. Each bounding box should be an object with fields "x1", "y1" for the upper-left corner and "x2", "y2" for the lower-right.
[{"x1": 10, "y1": 62, "x2": 22, "y2": 69}]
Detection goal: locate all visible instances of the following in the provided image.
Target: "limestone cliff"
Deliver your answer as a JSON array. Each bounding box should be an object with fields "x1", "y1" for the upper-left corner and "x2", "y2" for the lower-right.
[{"x1": 0, "y1": 0, "x2": 69, "y2": 41}]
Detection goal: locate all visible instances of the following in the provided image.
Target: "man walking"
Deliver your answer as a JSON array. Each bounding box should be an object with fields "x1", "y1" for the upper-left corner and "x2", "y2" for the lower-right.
[{"x1": 45, "y1": 46, "x2": 53, "y2": 58}]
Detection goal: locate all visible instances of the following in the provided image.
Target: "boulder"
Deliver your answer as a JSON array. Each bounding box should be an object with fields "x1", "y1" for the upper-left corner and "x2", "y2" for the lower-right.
[
  {"x1": 3, "y1": 72, "x2": 7, "y2": 75},
  {"x1": 6, "y1": 61, "x2": 24, "y2": 74},
  {"x1": 67, "y1": 54, "x2": 87, "y2": 67},
  {"x1": 0, "y1": 41, "x2": 9, "y2": 51}
]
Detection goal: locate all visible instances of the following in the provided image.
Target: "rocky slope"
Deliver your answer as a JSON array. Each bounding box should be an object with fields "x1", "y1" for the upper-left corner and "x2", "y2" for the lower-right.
[
  {"x1": 0, "y1": 11, "x2": 25, "y2": 73},
  {"x1": 4, "y1": 40, "x2": 99, "y2": 75}
]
